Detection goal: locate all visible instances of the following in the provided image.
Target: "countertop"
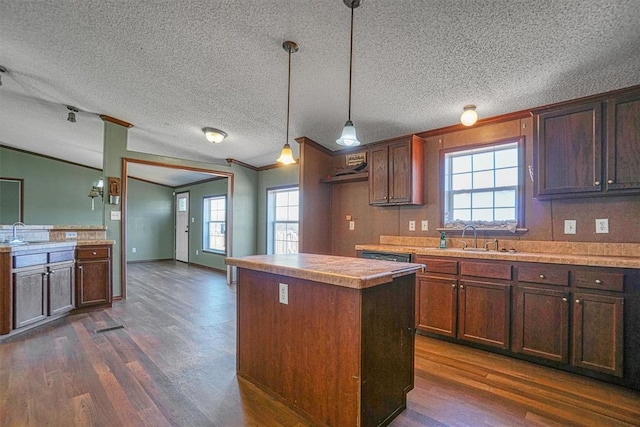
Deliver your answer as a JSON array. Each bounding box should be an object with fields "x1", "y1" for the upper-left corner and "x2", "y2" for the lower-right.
[
  {"x1": 226, "y1": 253, "x2": 424, "y2": 289},
  {"x1": 0, "y1": 240, "x2": 114, "y2": 253},
  {"x1": 356, "y1": 244, "x2": 640, "y2": 269}
]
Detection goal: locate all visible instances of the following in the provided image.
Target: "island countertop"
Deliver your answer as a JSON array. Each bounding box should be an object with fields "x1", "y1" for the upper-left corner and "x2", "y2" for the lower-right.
[{"x1": 225, "y1": 253, "x2": 424, "y2": 289}]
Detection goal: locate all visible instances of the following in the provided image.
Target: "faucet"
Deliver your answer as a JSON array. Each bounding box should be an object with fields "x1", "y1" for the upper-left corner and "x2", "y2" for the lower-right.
[
  {"x1": 11, "y1": 221, "x2": 25, "y2": 242},
  {"x1": 461, "y1": 224, "x2": 477, "y2": 249}
]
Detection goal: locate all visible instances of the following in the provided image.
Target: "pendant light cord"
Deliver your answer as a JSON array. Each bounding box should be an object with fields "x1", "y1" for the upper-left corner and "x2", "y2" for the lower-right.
[
  {"x1": 286, "y1": 46, "x2": 292, "y2": 144},
  {"x1": 347, "y1": 3, "x2": 354, "y2": 121}
]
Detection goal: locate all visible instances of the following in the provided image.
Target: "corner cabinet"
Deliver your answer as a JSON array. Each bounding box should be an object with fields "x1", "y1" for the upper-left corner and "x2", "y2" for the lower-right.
[
  {"x1": 369, "y1": 135, "x2": 425, "y2": 205},
  {"x1": 533, "y1": 87, "x2": 640, "y2": 199},
  {"x1": 75, "y1": 245, "x2": 112, "y2": 309}
]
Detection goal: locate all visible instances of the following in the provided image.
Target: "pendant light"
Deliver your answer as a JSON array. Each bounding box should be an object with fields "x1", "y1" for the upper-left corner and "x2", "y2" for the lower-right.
[
  {"x1": 277, "y1": 40, "x2": 298, "y2": 165},
  {"x1": 336, "y1": 0, "x2": 363, "y2": 147}
]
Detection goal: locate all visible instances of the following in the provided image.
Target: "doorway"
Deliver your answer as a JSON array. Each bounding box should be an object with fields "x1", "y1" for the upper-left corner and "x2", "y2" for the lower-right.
[{"x1": 175, "y1": 192, "x2": 189, "y2": 262}]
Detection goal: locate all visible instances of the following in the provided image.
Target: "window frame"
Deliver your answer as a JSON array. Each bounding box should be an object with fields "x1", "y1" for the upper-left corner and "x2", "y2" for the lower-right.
[
  {"x1": 203, "y1": 194, "x2": 227, "y2": 255},
  {"x1": 440, "y1": 136, "x2": 525, "y2": 230},
  {"x1": 266, "y1": 185, "x2": 299, "y2": 255}
]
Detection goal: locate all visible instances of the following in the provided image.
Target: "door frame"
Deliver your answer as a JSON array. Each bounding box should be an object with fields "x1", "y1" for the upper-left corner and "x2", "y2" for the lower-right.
[{"x1": 175, "y1": 191, "x2": 190, "y2": 262}]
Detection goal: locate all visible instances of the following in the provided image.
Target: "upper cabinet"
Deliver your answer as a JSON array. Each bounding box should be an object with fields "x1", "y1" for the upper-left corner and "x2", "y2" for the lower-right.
[
  {"x1": 533, "y1": 87, "x2": 640, "y2": 199},
  {"x1": 369, "y1": 135, "x2": 425, "y2": 205}
]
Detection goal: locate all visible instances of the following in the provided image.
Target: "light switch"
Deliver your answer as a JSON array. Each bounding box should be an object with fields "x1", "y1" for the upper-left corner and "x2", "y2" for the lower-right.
[
  {"x1": 279, "y1": 283, "x2": 288, "y2": 305},
  {"x1": 421, "y1": 220, "x2": 429, "y2": 231},
  {"x1": 564, "y1": 220, "x2": 576, "y2": 234},
  {"x1": 349, "y1": 221, "x2": 355, "y2": 230}
]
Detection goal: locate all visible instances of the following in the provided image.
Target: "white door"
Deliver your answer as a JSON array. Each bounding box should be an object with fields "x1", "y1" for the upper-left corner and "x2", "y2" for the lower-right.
[{"x1": 175, "y1": 192, "x2": 189, "y2": 262}]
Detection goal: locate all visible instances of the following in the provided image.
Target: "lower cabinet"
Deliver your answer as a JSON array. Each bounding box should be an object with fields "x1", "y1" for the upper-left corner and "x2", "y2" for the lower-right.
[
  {"x1": 76, "y1": 245, "x2": 112, "y2": 308},
  {"x1": 13, "y1": 260, "x2": 75, "y2": 329},
  {"x1": 416, "y1": 255, "x2": 631, "y2": 386}
]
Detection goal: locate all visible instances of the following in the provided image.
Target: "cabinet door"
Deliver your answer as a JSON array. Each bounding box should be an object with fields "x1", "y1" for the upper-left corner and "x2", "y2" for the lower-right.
[
  {"x1": 458, "y1": 280, "x2": 511, "y2": 349},
  {"x1": 572, "y1": 293, "x2": 624, "y2": 377},
  {"x1": 416, "y1": 275, "x2": 457, "y2": 337},
  {"x1": 13, "y1": 266, "x2": 47, "y2": 328},
  {"x1": 48, "y1": 261, "x2": 75, "y2": 316},
  {"x1": 535, "y1": 102, "x2": 603, "y2": 197},
  {"x1": 512, "y1": 286, "x2": 569, "y2": 362},
  {"x1": 76, "y1": 259, "x2": 111, "y2": 307},
  {"x1": 388, "y1": 141, "x2": 412, "y2": 203},
  {"x1": 369, "y1": 145, "x2": 389, "y2": 204},
  {"x1": 606, "y1": 91, "x2": 640, "y2": 191}
]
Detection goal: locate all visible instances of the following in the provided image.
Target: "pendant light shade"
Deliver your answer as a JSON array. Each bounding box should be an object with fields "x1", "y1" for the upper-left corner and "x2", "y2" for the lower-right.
[
  {"x1": 277, "y1": 40, "x2": 299, "y2": 165},
  {"x1": 336, "y1": 0, "x2": 362, "y2": 147}
]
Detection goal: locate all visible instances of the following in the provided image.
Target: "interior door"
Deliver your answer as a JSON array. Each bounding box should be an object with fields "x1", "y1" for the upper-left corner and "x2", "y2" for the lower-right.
[{"x1": 175, "y1": 192, "x2": 189, "y2": 263}]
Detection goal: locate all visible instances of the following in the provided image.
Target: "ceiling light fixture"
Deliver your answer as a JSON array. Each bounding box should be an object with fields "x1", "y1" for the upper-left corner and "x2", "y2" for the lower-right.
[
  {"x1": 0, "y1": 65, "x2": 6, "y2": 86},
  {"x1": 460, "y1": 104, "x2": 478, "y2": 126},
  {"x1": 276, "y1": 40, "x2": 299, "y2": 165},
  {"x1": 67, "y1": 106, "x2": 78, "y2": 123},
  {"x1": 336, "y1": 0, "x2": 363, "y2": 147},
  {"x1": 202, "y1": 127, "x2": 227, "y2": 143}
]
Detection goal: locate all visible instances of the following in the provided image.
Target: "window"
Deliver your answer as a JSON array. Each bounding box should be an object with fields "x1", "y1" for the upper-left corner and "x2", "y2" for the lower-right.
[
  {"x1": 203, "y1": 195, "x2": 226, "y2": 253},
  {"x1": 267, "y1": 187, "x2": 299, "y2": 254},
  {"x1": 443, "y1": 139, "x2": 522, "y2": 228}
]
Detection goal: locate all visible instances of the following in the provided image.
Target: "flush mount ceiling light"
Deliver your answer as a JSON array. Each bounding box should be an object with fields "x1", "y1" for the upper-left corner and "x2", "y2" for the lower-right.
[
  {"x1": 67, "y1": 106, "x2": 79, "y2": 123},
  {"x1": 202, "y1": 127, "x2": 228, "y2": 143},
  {"x1": 460, "y1": 104, "x2": 478, "y2": 126},
  {"x1": 336, "y1": 0, "x2": 363, "y2": 147},
  {"x1": 276, "y1": 40, "x2": 299, "y2": 165},
  {"x1": 0, "y1": 65, "x2": 6, "y2": 86}
]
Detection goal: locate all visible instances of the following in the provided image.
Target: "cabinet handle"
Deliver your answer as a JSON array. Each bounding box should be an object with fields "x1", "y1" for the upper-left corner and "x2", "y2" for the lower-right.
[
  {"x1": 575, "y1": 299, "x2": 581, "y2": 304},
  {"x1": 451, "y1": 284, "x2": 456, "y2": 288},
  {"x1": 42, "y1": 272, "x2": 48, "y2": 277},
  {"x1": 594, "y1": 181, "x2": 600, "y2": 186},
  {"x1": 562, "y1": 297, "x2": 567, "y2": 302},
  {"x1": 49, "y1": 270, "x2": 55, "y2": 275},
  {"x1": 607, "y1": 179, "x2": 614, "y2": 184},
  {"x1": 539, "y1": 274, "x2": 545, "y2": 279},
  {"x1": 78, "y1": 265, "x2": 83, "y2": 270},
  {"x1": 92, "y1": 251, "x2": 97, "y2": 255},
  {"x1": 595, "y1": 279, "x2": 602, "y2": 284},
  {"x1": 460, "y1": 284, "x2": 464, "y2": 289}
]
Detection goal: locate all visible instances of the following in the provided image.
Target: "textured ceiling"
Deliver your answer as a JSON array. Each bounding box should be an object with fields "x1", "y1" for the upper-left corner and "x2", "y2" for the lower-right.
[{"x1": 1, "y1": 0, "x2": 639, "y2": 185}]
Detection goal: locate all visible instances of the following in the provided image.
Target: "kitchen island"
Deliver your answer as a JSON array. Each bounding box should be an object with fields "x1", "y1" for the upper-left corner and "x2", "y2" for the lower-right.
[{"x1": 225, "y1": 253, "x2": 424, "y2": 427}]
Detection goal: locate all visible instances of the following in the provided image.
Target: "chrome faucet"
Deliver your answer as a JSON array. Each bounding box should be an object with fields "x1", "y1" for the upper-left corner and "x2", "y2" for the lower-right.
[
  {"x1": 11, "y1": 221, "x2": 25, "y2": 242},
  {"x1": 461, "y1": 224, "x2": 477, "y2": 249}
]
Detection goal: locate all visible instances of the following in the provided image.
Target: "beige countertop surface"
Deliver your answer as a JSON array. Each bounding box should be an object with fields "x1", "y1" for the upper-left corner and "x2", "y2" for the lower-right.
[
  {"x1": 226, "y1": 253, "x2": 424, "y2": 289},
  {"x1": 356, "y1": 244, "x2": 640, "y2": 269},
  {"x1": 0, "y1": 239, "x2": 114, "y2": 253}
]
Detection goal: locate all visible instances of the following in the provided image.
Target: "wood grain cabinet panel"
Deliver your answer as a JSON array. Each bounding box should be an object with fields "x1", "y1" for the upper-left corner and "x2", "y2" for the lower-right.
[
  {"x1": 606, "y1": 91, "x2": 640, "y2": 191},
  {"x1": 458, "y1": 280, "x2": 511, "y2": 349},
  {"x1": 48, "y1": 261, "x2": 75, "y2": 316},
  {"x1": 368, "y1": 135, "x2": 424, "y2": 206},
  {"x1": 75, "y1": 245, "x2": 112, "y2": 309},
  {"x1": 13, "y1": 266, "x2": 48, "y2": 329},
  {"x1": 512, "y1": 286, "x2": 569, "y2": 363},
  {"x1": 572, "y1": 292, "x2": 624, "y2": 377},
  {"x1": 416, "y1": 275, "x2": 457, "y2": 337}
]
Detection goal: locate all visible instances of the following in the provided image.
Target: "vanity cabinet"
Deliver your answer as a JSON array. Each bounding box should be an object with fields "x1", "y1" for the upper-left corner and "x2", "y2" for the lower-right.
[
  {"x1": 12, "y1": 247, "x2": 75, "y2": 330},
  {"x1": 533, "y1": 87, "x2": 640, "y2": 199},
  {"x1": 369, "y1": 135, "x2": 424, "y2": 205},
  {"x1": 75, "y1": 245, "x2": 112, "y2": 309}
]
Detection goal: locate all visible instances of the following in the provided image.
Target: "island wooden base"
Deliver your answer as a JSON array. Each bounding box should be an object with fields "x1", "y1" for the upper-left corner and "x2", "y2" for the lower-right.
[{"x1": 236, "y1": 268, "x2": 415, "y2": 427}]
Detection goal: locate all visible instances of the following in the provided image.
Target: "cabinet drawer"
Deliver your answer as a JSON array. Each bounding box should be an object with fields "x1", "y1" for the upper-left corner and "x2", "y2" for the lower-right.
[
  {"x1": 13, "y1": 253, "x2": 47, "y2": 268},
  {"x1": 415, "y1": 257, "x2": 458, "y2": 275},
  {"x1": 460, "y1": 261, "x2": 512, "y2": 280},
  {"x1": 572, "y1": 270, "x2": 624, "y2": 292},
  {"x1": 49, "y1": 249, "x2": 75, "y2": 264},
  {"x1": 518, "y1": 265, "x2": 569, "y2": 286},
  {"x1": 76, "y1": 247, "x2": 110, "y2": 260}
]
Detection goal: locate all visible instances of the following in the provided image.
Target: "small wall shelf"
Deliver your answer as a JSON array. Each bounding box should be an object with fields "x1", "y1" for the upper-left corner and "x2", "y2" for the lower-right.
[{"x1": 320, "y1": 172, "x2": 368, "y2": 184}]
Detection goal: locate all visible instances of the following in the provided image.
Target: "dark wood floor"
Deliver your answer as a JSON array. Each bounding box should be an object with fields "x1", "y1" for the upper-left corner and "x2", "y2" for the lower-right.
[{"x1": 1, "y1": 260, "x2": 639, "y2": 426}]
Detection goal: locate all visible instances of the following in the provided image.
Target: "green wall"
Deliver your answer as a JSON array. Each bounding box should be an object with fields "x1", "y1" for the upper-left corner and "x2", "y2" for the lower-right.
[
  {"x1": 256, "y1": 165, "x2": 299, "y2": 254},
  {"x1": 0, "y1": 146, "x2": 103, "y2": 225},
  {"x1": 126, "y1": 178, "x2": 175, "y2": 262},
  {"x1": 175, "y1": 178, "x2": 229, "y2": 270}
]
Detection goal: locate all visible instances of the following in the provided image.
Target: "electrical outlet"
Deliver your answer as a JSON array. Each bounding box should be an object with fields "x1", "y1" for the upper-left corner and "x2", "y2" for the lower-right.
[
  {"x1": 564, "y1": 220, "x2": 576, "y2": 234},
  {"x1": 349, "y1": 221, "x2": 355, "y2": 230},
  {"x1": 421, "y1": 220, "x2": 429, "y2": 231},
  {"x1": 132, "y1": 247, "x2": 136, "y2": 253},
  {"x1": 596, "y1": 218, "x2": 609, "y2": 234},
  {"x1": 279, "y1": 283, "x2": 289, "y2": 305},
  {"x1": 65, "y1": 231, "x2": 77, "y2": 239},
  {"x1": 409, "y1": 221, "x2": 416, "y2": 231},
  {"x1": 196, "y1": 249, "x2": 199, "y2": 255},
  {"x1": 110, "y1": 210, "x2": 121, "y2": 220}
]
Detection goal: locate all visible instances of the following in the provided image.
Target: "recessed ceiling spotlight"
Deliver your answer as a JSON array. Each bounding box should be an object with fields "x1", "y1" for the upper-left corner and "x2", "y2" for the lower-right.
[
  {"x1": 67, "y1": 106, "x2": 79, "y2": 123},
  {"x1": 202, "y1": 127, "x2": 227, "y2": 143},
  {"x1": 460, "y1": 104, "x2": 478, "y2": 126}
]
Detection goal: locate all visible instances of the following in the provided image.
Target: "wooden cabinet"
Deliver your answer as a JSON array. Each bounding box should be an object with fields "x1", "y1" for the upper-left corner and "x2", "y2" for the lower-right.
[
  {"x1": 12, "y1": 249, "x2": 75, "y2": 330},
  {"x1": 75, "y1": 245, "x2": 112, "y2": 309},
  {"x1": 458, "y1": 280, "x2": 511, "y2": 349},
  {"x1": 534, "y1": 87, "x2": 640, "y2": 198},
  {"x1": 369, "y1": 135, "x2": 424, "y2": 205},
  {"x1": 416, "y1": 275, "x2": 457, "y2": 337}
]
